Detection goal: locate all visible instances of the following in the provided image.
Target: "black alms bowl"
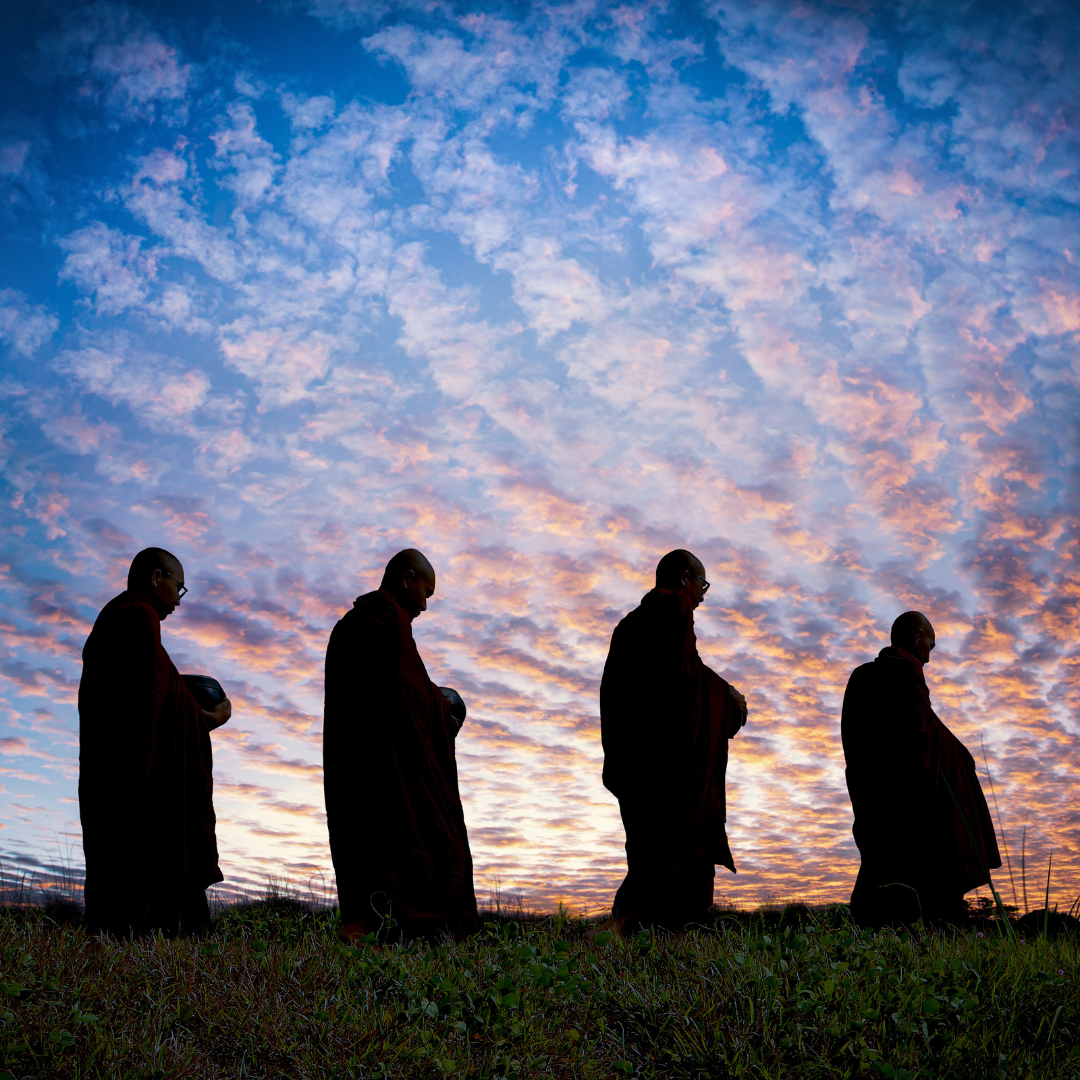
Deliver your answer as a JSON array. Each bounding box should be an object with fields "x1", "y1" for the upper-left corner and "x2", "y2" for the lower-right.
[
  {"x1": 183, "y1": 674, "x2": 225, "y2": 711},
  {"x1": 438, "y1": 686, "x2": 467, "y2": 723}
]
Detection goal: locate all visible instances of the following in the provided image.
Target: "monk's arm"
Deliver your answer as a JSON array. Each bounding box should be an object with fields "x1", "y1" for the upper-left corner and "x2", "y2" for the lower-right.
[
  {"x1": 125, "y1": 603, "x2": 163, "y2": 706},
  {"x1": 728, "y1": 684, "x2": 747, "y2": 724},
  {"x1": 703, "y1": 667, "x2": 746, "y2": 738}
]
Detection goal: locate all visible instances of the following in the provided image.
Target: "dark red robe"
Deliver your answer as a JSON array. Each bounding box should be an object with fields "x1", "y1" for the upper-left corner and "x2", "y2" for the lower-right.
[
  {"x1": 842, "y1": 645, "x2": 1001, "y2": 925},
  {"x1": 601, "y1": 588, "x2": 746, "y2": 928},
  {"x1": 79, "y1": 591, "x2": 222, "y2": 936},
  {"x1": 323, "y1": 589, "x2": 477, "y2": 937}
]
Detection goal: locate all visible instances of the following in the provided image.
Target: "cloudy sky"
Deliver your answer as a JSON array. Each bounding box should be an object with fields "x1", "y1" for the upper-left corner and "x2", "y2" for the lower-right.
[{"x1": 1, "y1": 0, "x2": 1077, "y2": 914}]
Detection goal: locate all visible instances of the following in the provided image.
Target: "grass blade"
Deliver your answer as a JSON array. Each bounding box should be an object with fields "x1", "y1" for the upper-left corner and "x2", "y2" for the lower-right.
[
  {"x1": 1044, "y1": 851, "x2": 1053, "y2": 938},
  {"x1": 938, "y1": 769, "x2": 1016, "y2": 942},
  {"x1": 980, "y1": 735, "x2": 1017, "y2": 911}
]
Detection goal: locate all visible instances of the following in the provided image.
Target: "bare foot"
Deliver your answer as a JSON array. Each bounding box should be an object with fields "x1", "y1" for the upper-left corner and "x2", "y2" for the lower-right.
[
  {"x1": 338, "y1": 920, "x2": 380, "y2": 949},
  {"x1": 586, "y1": 916, "x2": 630, "y2": 942}
]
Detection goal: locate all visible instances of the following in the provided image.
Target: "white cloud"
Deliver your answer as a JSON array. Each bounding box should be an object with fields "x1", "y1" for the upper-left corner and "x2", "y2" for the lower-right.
[
  {"x1": 36, "y1": 4, "x2": 193, "y2": 124},
  {"x1": 91, "y1": 30, "x2": 191, "y2": 121},
  {"x1": 58, "y1": 222, "x2": 158, "y2": 315},
  {"x1": 0, "y1": 290, "x2": 58, "y2": 357},
  {"x1": 54, "y1": 336, "x2": 211, "y2": 432}
]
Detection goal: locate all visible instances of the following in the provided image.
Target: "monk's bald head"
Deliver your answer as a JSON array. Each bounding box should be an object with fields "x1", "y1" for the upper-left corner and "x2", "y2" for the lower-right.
[
  {"x1": 129, "y1": 547, "x2": 185, "y2": 619},
  {"x1": 381, "y1": 548, "x2": 436, "y2": 619},
  {"x1": 891, "y1": 610, "x2": 936, "y2": 664},
  {"x1": 656, "y1": 549, "x2": 709, "y2": 608},
  {"x1": 128, "y1": 547, "x2": 181, "y2": 591}
]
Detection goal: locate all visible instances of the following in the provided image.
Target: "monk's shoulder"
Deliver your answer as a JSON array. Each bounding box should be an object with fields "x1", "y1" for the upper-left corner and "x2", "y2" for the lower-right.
[
  {"x1": 626, "y1": 588, "x2": 693, "y2": 632},
  {"x1": 844, "y1": 660, "x2": 879, "y2": 689},
  {"x1": 330, "y1": 590, "x2": 405, "y2": 645},
  {"x1": 91, "y1": 591, "x2": 159, "y2": 638}
]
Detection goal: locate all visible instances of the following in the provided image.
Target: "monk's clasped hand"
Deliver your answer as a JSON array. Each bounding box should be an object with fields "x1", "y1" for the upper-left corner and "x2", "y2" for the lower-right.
[{"x1": 205, "y1": 698, "x2": 231, "y2": 731}]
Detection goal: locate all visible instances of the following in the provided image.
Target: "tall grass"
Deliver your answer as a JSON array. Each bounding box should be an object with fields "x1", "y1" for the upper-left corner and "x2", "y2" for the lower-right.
[{"x1": 1, "y1": 901, "x2": 1078, "y2": 1079}]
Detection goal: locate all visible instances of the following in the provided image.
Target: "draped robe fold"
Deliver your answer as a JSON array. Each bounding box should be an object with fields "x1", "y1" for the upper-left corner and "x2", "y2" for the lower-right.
[
  {"x1": 600, "y1": 588, "x2": 746, "y2": 928},
  {"x1": 323, "y1": 589, "x2": 477, "y2": 937},
  {"x1": 79, "y1": 591, "x2": 222, "y2": 936},
  {"x1": 842, "y1": 645, "x2": 1001, "y2": 925}
]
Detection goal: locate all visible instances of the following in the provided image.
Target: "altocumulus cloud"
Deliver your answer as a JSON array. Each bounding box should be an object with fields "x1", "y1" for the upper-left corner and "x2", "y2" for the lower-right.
[{"x1": 0, "y1": 0, "x2": 1077, "y2": 913}]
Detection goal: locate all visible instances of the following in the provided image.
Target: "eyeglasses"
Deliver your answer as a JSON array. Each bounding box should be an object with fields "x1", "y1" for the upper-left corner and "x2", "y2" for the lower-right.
[
  {"x1": 691, "y1": 573, "x2": 710, "y2": 594},
  {"x1": 160, "y1": 569, "x2": 188, "y2": 598}
]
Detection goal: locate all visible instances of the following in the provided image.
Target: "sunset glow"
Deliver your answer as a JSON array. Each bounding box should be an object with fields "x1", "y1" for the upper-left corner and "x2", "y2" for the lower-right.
[{"x1": 1, "y1": 0, "x2": 1077, "y2": 915}]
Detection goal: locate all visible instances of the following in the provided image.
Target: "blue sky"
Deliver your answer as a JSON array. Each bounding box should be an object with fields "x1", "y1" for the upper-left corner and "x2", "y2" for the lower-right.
[{"x1": 1, "y1": 0, "x2": 1078, "y2": 913}]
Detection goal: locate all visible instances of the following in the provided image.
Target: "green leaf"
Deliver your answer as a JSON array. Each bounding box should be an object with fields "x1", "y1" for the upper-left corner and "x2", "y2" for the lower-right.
[
  {"x1": 313, "y1": 1010, "x2": 331, "y2": 1022},
  {"x1": 594, "y1": 931, "x2": 613, "y2": 946},
  {"x1": 614, "y1": 1061, "x2": 634, "y2": 1076},
  {"x1": 501, "y1": 992, "x2": 520, "y2": 1008},
  {"x1": 922, "y1": 996, "x2": 941, "y2": 1016},
  {"x1": 200, "y1": 943, "x2": 219, "y2": 957},
  {"x1": 49, "y1": 1028, "x2": 76, "y2": 1049}
]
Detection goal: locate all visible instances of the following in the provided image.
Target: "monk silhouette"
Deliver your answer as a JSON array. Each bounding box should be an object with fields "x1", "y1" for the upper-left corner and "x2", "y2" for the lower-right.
[
  {"x1": 79, "y1": 547, "x2": 230, "y2": 937},
  {"x1": 599, "y1": 549, "x2": 748, "y2": 934},
  {"x1": 842, "y1": 611, "x2": 1001, "y2": 927},
  {"x1": 323, "y1": 549, "x2": 478, "y2": 943}
]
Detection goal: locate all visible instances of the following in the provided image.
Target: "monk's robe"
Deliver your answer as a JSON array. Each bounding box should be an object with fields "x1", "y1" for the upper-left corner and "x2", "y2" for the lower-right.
[
  {"x1": 601, "y1": 588, "x2": 746, "y2": 930},
  {"x1": 842, "y1": 645, "x2": 1001, "y2": 926},
  {"x1": 79, "y1": 591, "x2": 222, "y2": 937},
  {"x1": 323, "y1": 589, "x2": 478, "y2": 939}
]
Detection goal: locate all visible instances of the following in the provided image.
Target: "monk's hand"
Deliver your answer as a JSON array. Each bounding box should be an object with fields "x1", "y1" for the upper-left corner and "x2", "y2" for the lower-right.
[
  {"x1": 729, "y1": 685, "x2": 748, "y2": 724},
  {"x1": 205, "y1": 697, "x2": 231, "y2": 731}
]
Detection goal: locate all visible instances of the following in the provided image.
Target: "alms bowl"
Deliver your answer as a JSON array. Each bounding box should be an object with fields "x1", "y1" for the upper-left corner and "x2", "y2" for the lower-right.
[{"x1": 183, "y1": 674, "x2": 225, "y2": 711}]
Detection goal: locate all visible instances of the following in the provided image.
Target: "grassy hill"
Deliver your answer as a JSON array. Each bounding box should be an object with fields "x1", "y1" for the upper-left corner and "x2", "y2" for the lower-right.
[{"x1": 0, "y1": 900, "x2": 1077, "y2": 1079}]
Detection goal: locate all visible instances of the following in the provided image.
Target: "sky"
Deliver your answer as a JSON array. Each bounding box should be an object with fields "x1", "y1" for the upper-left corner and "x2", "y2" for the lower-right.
[{"x1": 0, "y1": 0, "x2": 1078, "y2": 916}]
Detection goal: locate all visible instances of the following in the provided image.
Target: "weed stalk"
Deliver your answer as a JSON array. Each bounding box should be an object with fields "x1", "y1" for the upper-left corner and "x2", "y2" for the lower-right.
[
  {"x1": 938, "y1": 769, "x2": 1016, "y2": 942},
  {"x1": 980, "y1": 736, "x2": 1018, "y2": 911}
]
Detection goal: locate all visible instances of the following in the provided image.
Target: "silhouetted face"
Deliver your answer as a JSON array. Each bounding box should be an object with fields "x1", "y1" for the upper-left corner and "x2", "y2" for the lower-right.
[
  {"x1": 148, "y1": 557, "x2": 185, "y2": 620},
  {"x1": 913, "y1": 618, "x2": 936, "y2": 665},
  {"x1": 399, "y1": 566, "x2": 436, "y2": 619},
  {"x1": 676, "y1": 556, "x2": 709, "y2": 609}
]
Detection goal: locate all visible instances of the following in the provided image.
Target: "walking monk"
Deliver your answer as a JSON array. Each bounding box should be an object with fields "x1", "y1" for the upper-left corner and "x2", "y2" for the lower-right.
[
  {"x1": 600, "y1": 549, "x2": 748, "y2": 934},
  {"x1": 842, "y1": 611, "x2": 1001, "y2": 927},
  {"x1": 323, "y1": 548, "x2": 478, "y2": 943},
  {"x1": 79, "y1": 547, "x2": 230, "y2": 937}
]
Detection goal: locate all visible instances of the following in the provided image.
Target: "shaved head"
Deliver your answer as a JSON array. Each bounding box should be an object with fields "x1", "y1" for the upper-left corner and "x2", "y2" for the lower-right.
[
  {"x1": 655, "y1": 549, "x2": 709, "y2": 609},
  {"x1": 891, "y1": 610, "x2": 936, "y2": 664},
  {"x1": 381, "y1": 548, "x2": 437, "y2": 619},
  {"x1": 128, "y1": 547, "x2": 181, "y2": 592},
  {"x1": 382, "y1": 548, "x2": 435, "y2": 587},
  {"x1": 129, "y1": 546, "x2": 185, "y2": 619},
  {"x1": 656, "y1": 549, "x2": 704, "y2": 588}
]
